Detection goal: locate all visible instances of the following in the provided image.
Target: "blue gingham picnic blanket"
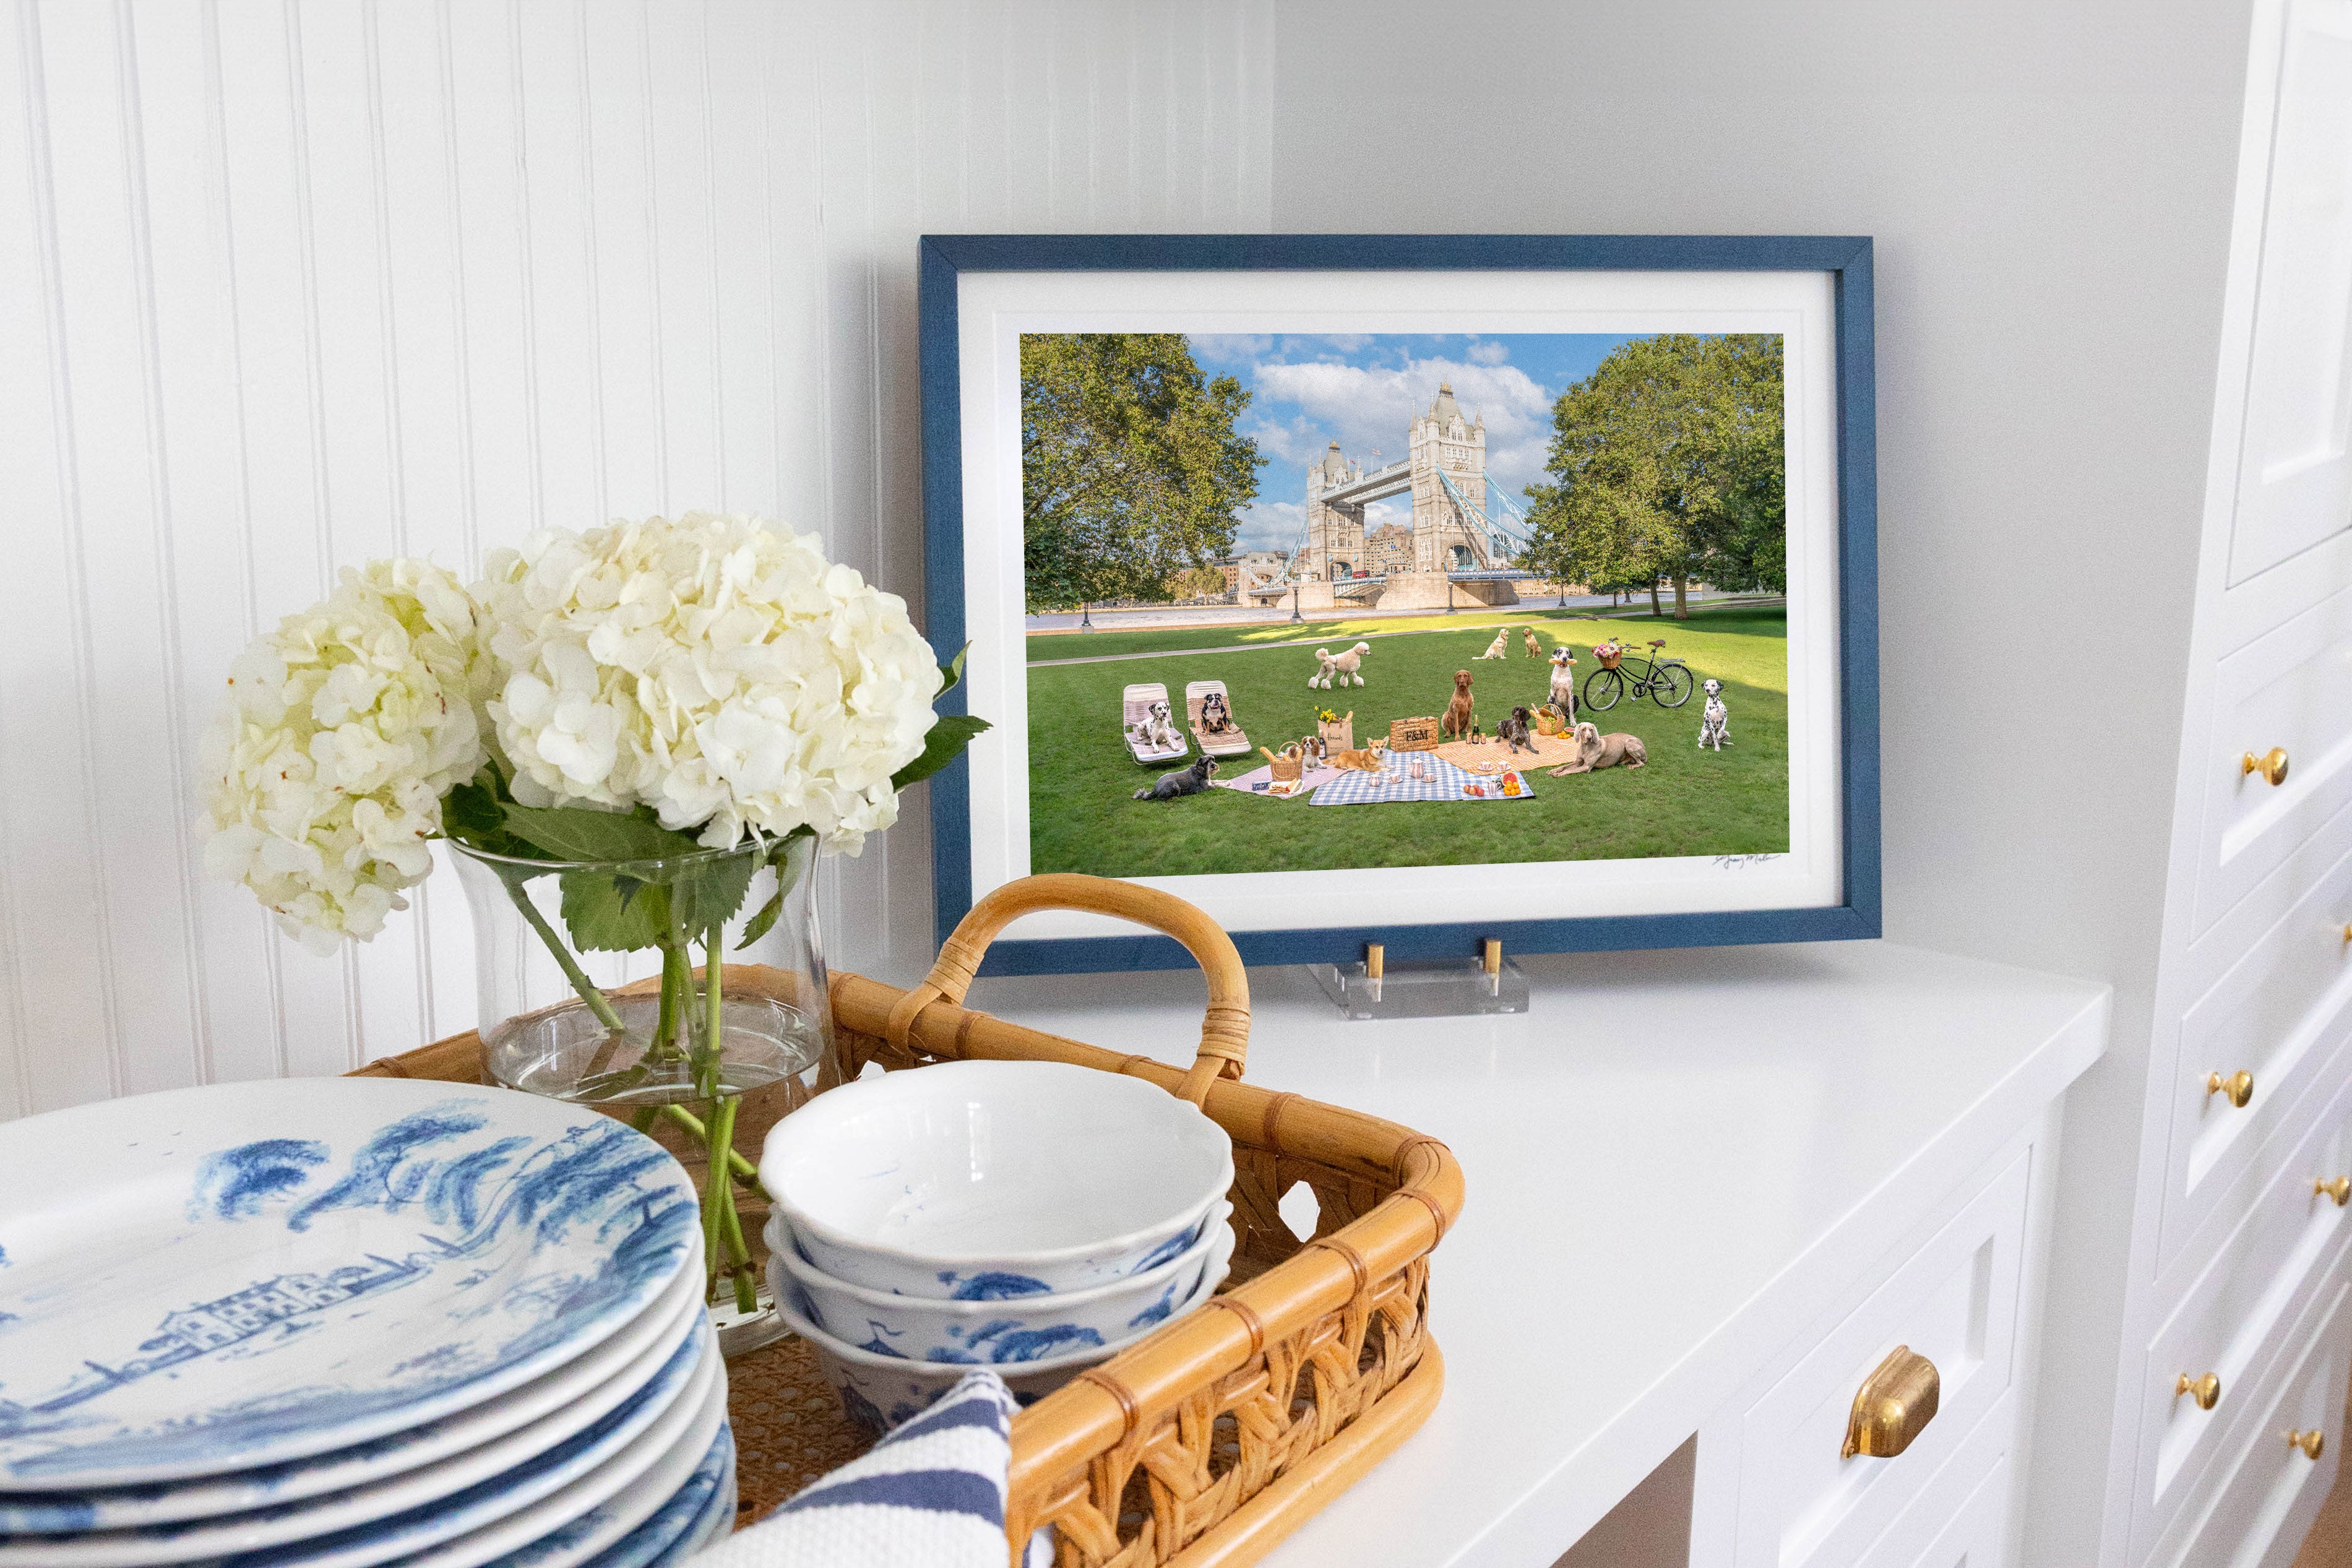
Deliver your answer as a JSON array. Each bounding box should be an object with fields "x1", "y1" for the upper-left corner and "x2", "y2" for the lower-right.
[
  {"x1": 695, "y1": 1369, "x2": 1047, "y2": 1567},
  {"x1": 1309, "y1": 754, "x2": 1534, "y2": 805}
]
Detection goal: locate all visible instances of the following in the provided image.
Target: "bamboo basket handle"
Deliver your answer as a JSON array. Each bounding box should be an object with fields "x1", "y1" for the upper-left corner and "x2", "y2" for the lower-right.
[{"x1": 883, "y1": 873, "x2": 1248, "y2": 1105}]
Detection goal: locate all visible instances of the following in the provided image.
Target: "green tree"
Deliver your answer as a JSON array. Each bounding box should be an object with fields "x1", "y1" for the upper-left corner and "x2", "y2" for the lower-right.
[
  {"x1": 1021, "y1": 334, "x2": 1263, "y2": 611},
  {"x1": 1521, "y1": 334, "x2": 1785, "y2": 619}
]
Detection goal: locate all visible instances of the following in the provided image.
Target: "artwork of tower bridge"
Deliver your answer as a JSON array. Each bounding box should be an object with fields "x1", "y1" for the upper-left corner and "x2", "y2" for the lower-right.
[{"x1": 1267, "y1": 382, "x2": 1537, "y2": 610}]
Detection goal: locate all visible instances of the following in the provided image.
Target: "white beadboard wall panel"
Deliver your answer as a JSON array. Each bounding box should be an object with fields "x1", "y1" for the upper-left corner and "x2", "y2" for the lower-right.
[{"x1": 0, "y1": 0, "x2": 1272, "y2": 1119}]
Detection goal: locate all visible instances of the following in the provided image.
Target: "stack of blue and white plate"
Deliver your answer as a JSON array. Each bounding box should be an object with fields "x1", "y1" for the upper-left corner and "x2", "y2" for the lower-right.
[{"x1": 0, "y1": 1079, "x2": 734, "y2": 1568}]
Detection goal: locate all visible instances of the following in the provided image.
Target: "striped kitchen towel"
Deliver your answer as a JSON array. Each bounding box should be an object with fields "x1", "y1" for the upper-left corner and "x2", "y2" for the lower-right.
[{"x1": 691, "y1": 1369, "x2": 1047, "y2": 1567}]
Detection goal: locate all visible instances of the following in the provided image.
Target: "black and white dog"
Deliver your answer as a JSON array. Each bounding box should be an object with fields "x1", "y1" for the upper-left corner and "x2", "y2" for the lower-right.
[
  {"x1": 1139, "y1": 699, "x2": 1182, "y2": 752},
  {"x1": 1199, "y1": 690, "x2": 1236, "y2": 735},
  {"x1": 1134, "y1": 756, "x2": 1219, "y2": 800},
  {"x1": 1699, "y1": 679, "x2": 1730, "y2": 751},
  {"x1": 1497, "y1": 705, "x2": 1536, "y2": 756},
  {"x1": 1546, "y1": 646, "x2": 1579, "y2": 726}
]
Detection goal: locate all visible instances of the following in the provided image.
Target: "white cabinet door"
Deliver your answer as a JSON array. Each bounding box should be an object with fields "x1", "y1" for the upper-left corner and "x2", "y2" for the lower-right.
[{"x1": 2227, "y1": 0, "x2": 2352, "y2": 597}]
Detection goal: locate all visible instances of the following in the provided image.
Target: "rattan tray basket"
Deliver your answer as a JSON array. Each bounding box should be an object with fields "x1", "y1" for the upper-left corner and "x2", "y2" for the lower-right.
[{"x1": 355, "y1": 872, "x2": 1462, "y2": 1567}]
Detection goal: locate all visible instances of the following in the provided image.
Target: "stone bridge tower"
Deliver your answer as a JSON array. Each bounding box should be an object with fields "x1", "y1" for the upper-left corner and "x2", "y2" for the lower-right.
[
  {"x1": 1300, "y1": 441, "x2": 1366, "y2": 582},
  {"x1": 1408, "y1": 382, "x2": 1486, "y2": 572}
]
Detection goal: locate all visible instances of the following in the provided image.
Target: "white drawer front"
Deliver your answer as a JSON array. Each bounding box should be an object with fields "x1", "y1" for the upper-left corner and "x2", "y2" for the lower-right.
[
  {"x1": 2195, "y1": 581, "x2": 2352, "y2": 937},
  {"x1": 1867, "y1": 1387, "x2": 2011, "y2": 1568},
  {"x1": 1894, "y1": 1462, "x2": 2009, "y2": 1568},
  {"x1": 2136, "y1": 1083, "x2": 2350, "y2": 1542},
  {"x1": 2159, "y1": 1282, "x2": 2348, "y2": 1568},
  {"x1": 1733, "y1": 1150, "x2": 2029, "y2": 1568},
  {"x1": 2161, "y1": 841, "x2": 2352, "y2": 1275}
]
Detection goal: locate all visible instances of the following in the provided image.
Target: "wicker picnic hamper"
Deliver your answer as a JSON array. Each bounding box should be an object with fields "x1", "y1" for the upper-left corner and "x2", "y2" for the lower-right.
[
  {"x1": 352, "y1": 873, "x2": 1463, "y2": 1568},
  {"x1": 1386, "y1": 715, "x2": 1441, "y2": 751},
  {"x1": 1259, "y1": 743, "x2": 1306, "y2": 784}
]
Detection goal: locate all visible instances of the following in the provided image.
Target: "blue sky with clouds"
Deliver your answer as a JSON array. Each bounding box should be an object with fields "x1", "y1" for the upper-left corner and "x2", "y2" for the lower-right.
[{"x1": 1189, "y1": 332, "x2": 1648, "y2": 554}]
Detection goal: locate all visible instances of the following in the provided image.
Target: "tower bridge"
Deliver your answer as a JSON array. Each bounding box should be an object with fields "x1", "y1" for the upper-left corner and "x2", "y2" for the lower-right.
[{"x1": 1264, "y1": 382, "x2": 1536, "y2": 611}]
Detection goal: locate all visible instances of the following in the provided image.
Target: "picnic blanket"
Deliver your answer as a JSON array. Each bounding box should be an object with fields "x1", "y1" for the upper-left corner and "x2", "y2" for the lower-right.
[
  {"x1": 1310, "y1": 754, "x2": 1534, "y2": 806},
  {"x1": 1431, "y1": 731, "x2": 1582, "y2": 772},
  {"x1": 1213, "y1": 762, "x2": 1342, "y2": 798}
]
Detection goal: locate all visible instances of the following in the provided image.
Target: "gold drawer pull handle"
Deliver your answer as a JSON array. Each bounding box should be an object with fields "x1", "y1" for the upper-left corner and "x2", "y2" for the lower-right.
[
  {"x1": 2207, "y1": 1070, "x2": 2255, "y2": 1108},
  {"x1": 2292, "y1": 1428, "x2": 2327, "y2": 1460},
  {"x1": 2244, "y1": 747, "x2": 2291, "y2": 786},
  {"x1": 2178, "y1": 1372, "x2": 2222, "y2": 1410},
  {"x1": 1843, "y1": 1345, "x2": 1939, "y2": 1458},
  {"x1": 2319, "y1": 1177, "x2": 2351, "y2": 1207}
]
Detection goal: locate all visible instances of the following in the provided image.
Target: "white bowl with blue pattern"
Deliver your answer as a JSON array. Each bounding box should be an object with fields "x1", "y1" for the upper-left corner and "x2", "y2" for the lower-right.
[
  {"x1": 768, "y1": 1254, "x2": 1228, "y2": 1441},
  {"x1": 758, "y1": 1061, "x2": 1233, "y2": 1299},
  {"x1": 767, "y1": 1202, "x2": 1232, "y2": 1364}
]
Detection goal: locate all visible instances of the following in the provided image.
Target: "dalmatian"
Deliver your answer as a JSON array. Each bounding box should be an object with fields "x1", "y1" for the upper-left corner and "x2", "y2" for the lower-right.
[
  {"x1": 1698, "y1": 678, "x2": 1730, "y2": 751},
  {"x1": 1546, "y1": 646, "x2": 1579, "y2": 726},
  {"x1": 1140, "y1": 699, "x2": 1182, "y2": 752}
]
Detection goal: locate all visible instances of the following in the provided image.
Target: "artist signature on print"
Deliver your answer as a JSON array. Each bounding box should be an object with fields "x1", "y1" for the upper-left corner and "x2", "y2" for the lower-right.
[{"x1": 1712, "y1": 853, "x2": 1786, "y2": 870}]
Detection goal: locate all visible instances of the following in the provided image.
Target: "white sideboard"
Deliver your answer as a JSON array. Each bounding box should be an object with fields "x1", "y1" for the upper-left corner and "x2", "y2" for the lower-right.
[
  {"x1": 969, "y1": 939, "x2": 2105, "y2": 1566},
  {"x1": 2067, "y1": 2, "x2": 2352, "y2": 1565}
]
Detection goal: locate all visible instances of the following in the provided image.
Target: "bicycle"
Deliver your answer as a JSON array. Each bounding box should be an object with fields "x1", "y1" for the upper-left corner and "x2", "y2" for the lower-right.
[{"x1": 1583, "y1": 637, "x2": 1694, "y2": 711}]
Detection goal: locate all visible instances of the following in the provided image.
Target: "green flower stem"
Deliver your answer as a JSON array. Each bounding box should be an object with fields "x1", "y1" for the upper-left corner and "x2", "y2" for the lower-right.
[
  {"x1": 699, "y1": 1094, "x2": 741, "y2": 1293},
  {"x1": 656, "y1": 1103, "x2": 760, "y2": 1187},
  {"x1": 704, "y1": 927, "x2": 724, "y2": 1083},
  {"x1": 722, "y1": 1196, "x2": 757, "y2": 1314},
  {"x1": 498, "y1": 872, "x2": 627, "y2": 1033}
]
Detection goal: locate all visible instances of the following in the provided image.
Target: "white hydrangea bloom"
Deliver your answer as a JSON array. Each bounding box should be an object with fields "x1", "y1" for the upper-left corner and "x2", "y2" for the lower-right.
[
  {"x1": 476, "y1": 513, "x2": 943, "y2": 854},
  {"x1": 198, "y1": 559, "x2": 493, "y2": 953}
]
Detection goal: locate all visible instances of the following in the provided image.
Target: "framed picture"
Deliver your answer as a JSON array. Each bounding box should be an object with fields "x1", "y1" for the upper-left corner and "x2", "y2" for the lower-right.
[{"x1": 920, "y1": 235, "x2": 1877, "y2": 975}]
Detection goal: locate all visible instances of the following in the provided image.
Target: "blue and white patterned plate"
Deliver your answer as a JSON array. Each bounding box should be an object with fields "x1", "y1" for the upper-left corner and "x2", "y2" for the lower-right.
[
  {"x1": 0, "y1": 1323, "x2": 716, "y2": 1566},
  {"x1": 407, "y1": 1367, "x2": 728, "y2": 1568},
  {"x1": 562, "y1": 1424, "x2": 732, "y2": 1568},
  {"x1": 0, "y1": 1080, "x2": 700, "y2": 1490},
  {"x1": 0, "y1": 1265, "x2": 705, "y2": 1535}
]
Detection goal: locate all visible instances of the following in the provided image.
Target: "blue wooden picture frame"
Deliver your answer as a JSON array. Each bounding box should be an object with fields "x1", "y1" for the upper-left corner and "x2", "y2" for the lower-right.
[{"x1": 919, "y1": 234, "x2": 1878, "y2": 975}]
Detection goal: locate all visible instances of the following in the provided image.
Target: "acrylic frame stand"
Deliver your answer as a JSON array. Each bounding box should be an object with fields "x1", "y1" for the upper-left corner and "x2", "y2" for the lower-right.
[{"x1": 1309, "y1": 941, "x2": 1530, "y2": 1020}]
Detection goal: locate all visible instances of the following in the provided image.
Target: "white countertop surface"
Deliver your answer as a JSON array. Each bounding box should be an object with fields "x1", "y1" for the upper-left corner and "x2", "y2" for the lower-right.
[{"x1": 965, "y1": 938, "x2": 2108, "y2": 1568}]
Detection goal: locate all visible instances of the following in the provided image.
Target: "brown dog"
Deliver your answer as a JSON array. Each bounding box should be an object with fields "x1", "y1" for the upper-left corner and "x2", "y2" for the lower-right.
[
  {"x1": 1546, "y1": 721, "x2": 1647, "y2": 775},
  {"x1": 1522, "y1": 627, "x2": 1543, "y2": 659},
  {"x1": 1328, "y1": 739, "x2": 1386, "y2": 771},
  {"x1": 1441, "y1": 670, "x2": 1476, "y2": 739}
]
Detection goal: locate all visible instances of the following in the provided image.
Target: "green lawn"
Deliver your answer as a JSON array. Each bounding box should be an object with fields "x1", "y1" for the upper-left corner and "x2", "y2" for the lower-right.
[{"x1": 1025, "y1": 605, "x2": 1790, "y2": 877}]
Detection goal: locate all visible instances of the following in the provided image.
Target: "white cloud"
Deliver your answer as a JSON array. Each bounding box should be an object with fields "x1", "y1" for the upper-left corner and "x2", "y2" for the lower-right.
[
  {"x1": 1233, "y1": 500, "x2": 1305, "y2": 554},
  {"x1": 1193, "y1": 334, "x2": 1272, "y2": 364},
  {"x1": 1465, "y1": 338, "x2": 1510, "y2": 366}
]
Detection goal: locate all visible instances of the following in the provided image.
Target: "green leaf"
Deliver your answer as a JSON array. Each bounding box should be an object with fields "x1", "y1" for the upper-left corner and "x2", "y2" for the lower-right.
[
  {"x1": 441, "y1": 768, "x2": 546, "y2": 861},
  {"x1": 560, "y1": 871, "x2": 668, "y2": 952},
  {"x1": 672, "y1": 849, "x2": 757, "y2": 936},
  {"x1": 738, "y1": 887, "x2": 785, "y2": 947},
  {"x1": 937, "y1": 643, "x2": 970, "y2": 698},
  {"x1": 892, "y1": 713, "x2": 991, "y2": 792},
  {"x1": 498, "y1": 803, "x2": 707, "y2": 864}
]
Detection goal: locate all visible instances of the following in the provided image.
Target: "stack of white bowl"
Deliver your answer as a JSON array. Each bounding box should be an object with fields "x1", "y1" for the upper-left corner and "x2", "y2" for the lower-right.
[
  {"x1": 0, "y1": 1079, "x2": 736, "y2": 1568},
  {"x1": 760, "y1": 1061, "x2": 1236, "y2": 1436}
]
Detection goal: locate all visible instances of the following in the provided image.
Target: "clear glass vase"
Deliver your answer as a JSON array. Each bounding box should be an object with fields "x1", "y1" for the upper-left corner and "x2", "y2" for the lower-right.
[{"x1": 451, "y1": 832, "x2": 829, "y2": 1356}]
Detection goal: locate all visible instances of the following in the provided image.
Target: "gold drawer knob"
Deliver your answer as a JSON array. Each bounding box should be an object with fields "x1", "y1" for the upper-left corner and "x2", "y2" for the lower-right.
[
  {"x1": 1843, "y1": 1345, "x2": 1940, "y2": 1458},
  {"x1": 2319, "y1": 1177, "x2": 2351, "y2": 1207},
  {"x1": 2244, "y1": 747, "x2": 2291, "y2": 785},
  {"x1": 2178, "y1": 1372, "x2": 2222, "y2": 1410},
  {"x1": 2292, "y1": 1428, "x2": 2327, "y2": 1459},
  {"x1": 2207, "y1": 1070, "x2": 2255, "y2": 1108}
]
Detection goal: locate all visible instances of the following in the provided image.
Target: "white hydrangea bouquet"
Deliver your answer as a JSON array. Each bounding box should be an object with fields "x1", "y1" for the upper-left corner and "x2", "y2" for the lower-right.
[{"x1": 199, "y1": 513, "x2": 984, "y2": 1318}]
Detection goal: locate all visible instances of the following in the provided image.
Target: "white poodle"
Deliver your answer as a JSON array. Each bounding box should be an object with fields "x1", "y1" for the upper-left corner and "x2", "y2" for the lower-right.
[{"x1": 1309, "y1": 641, "x2": 1372, "y2": 689}]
